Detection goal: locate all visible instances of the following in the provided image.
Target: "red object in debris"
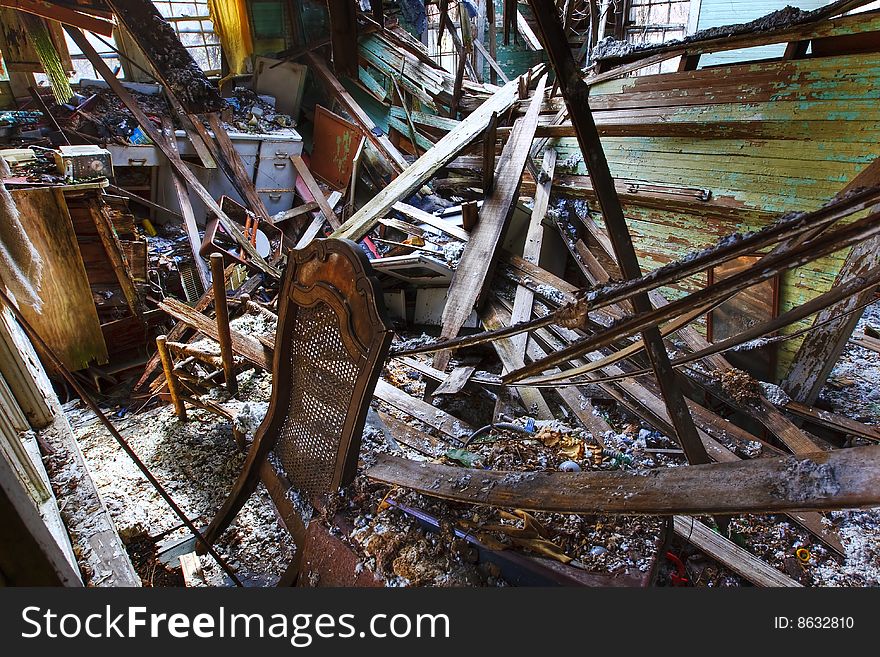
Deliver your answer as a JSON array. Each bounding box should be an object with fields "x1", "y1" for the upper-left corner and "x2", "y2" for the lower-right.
[
  {"x1": 362, "y1": 236, "x2": 380, "y2": 258},
  {"x1": 665, "y1": 551, "x2": 689, "y2": 586}
]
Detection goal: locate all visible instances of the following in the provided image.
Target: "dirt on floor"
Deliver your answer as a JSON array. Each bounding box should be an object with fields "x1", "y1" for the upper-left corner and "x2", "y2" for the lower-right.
[{"x1": 54, "y1": 298, "x2": 880, "y2": 587}]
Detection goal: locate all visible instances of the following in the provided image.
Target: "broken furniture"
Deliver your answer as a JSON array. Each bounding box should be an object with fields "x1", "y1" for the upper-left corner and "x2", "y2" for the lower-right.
[
  {"x1": 106, "y1": 125, "x2": 304, "y2": 218},
  {"x1": 200, "y1": 195, "x2": 285, "y2": 271},
  {"x1": 199, "y1": 238, "x2": 394, "y2": 584},
  {"x1": 2, "y1": 179, "x2": 154, "y2": 378}
]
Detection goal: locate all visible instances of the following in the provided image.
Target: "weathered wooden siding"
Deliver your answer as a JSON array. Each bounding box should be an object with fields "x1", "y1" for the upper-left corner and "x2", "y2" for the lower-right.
[{"x1": 561, "y1": 45, "x2": 880, "y2": 377}]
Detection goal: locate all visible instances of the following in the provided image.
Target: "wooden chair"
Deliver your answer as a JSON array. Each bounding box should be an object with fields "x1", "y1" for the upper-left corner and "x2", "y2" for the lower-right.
[{"x1": 200, "y1": 239, "x2": 393, "y2": 579}]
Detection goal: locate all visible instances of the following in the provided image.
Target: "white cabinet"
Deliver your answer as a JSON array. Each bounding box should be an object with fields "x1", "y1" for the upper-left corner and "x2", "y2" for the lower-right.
[{"x1": 109, "y1": 128, "x2": 303, "y2": 224}]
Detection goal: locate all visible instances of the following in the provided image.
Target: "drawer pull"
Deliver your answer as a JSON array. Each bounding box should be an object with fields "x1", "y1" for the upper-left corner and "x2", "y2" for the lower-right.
[
  {"x1": 268, "y1": 193, "x2": 282, "y2": 201},
  {"x1": 274, "y1": 161, "x2": 287, "y2": 169},
  {"x1": 275, "y1": 151, "x2": 289, "y2": 158},
  {"x1": 128, "y1": 158, "x2": 147, "y2": 166}
]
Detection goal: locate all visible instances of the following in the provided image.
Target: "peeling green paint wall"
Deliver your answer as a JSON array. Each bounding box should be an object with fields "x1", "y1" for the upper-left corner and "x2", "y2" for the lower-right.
[{"x1": 564, "y1": 46, "x2": 880, "y2": 378}]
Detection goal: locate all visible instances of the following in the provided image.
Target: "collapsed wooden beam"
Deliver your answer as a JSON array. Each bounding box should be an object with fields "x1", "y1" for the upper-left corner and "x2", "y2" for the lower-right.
[
  {"x1": 783, "y1": 157, "x2": 880, "y2": 404},
  {"x1": 0, "y1": 0, "x2": 114, "y2": 36},
  {"x1": 433, "y1": 74, "x2": 547, "y2": 371},
  {"x1": 366, "y1": 446, "x2": 880, "y2": 515},
  {"x1": 503, "y1": 208, "x2": 880, "y2": 383},
  {"x1": 330, "y1": 69, "x2": 538, "y2": 243}
]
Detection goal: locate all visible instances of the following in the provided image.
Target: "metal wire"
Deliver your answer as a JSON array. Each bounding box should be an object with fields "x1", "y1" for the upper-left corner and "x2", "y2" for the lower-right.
[{"x1": 0, "y1": 289, "x2": 243, "y2": 586}]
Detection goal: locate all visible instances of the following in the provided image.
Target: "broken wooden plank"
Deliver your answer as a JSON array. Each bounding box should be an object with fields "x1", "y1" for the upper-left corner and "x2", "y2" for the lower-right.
[
  {"x1": 162, "y1": 117, "x2": 210, "y2": 291},
  {"x1": 392, "y1": 202, "x2": 470, "y2": 241},
  {"x1": 295, "y1": 190, "x2": 344, "y2": 248},
  {"x1": 519, "y1": 301, "x2": 844, "y2": 556},
  {"x1": 158, "y1": 297, "x2": 271, "y2": 370},
  {"x1": 331, "y1": 70, "x2": 535, "y2": 243},
  {"x1": 782, "y1": 156, "x2": 880, "y2": 404},
  {"x1": 90, "y1": 202, "x2": 142, "y2": 319},
  {"x1": 179, "y1": 551, "x2": 206, "y2": 586},
  {"x1": 482, "y1": 110, "x2": 499, "y2": 195},
  {"x1": 434, "y1": 366, "x2": 477, "y2": 396},
  {"x1": 474, "y1": 38, "x2": 510, "y2": 84},
  {"x1": 491, "y1": 300, "x2": 614, "y2": 440},
  {"x1": 374, "y1": 379, "x2": 473, "y2": 441},
  {"x1": 510, "y1": 148, "x2": 555, "y2": 356},
  {"x1": 0, "y1": 0, "x2": 115, "y2": 35},
  {"x1": 480, "y1": 300, "x2": 554, "y2": 420},
  {"x1": 367, "y1": 445, "x2": 880, "y2": 515},
  {"x1": 852, "y1": 332, "x2": 880, "y2": 354},
  {"x1": 290, "y1": 155, "x2": 341, "y2": 230},
  {"x1": 433, "y1": 74, "x2": 547, "y2": 371},
  {"x1": 672, "y1": 516, "x2": 801, "y2": 587},
  {"x1": 782, "y1": 400, "x2": 880, "y2": 443}
]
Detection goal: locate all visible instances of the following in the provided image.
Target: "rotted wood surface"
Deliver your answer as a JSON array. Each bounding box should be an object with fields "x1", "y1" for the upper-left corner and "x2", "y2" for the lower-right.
[
  {"x1": 367, "y1": 446, "x2": 880, "y2": 515},
  {"x1": 10, "y1": 188, "x2": 107, "y2": 370}
]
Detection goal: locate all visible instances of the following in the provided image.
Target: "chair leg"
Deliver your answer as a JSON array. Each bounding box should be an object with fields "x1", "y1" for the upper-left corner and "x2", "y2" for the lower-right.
[
  {"x1": 276, "y1": 545, "x2": 305, "y2": 587},
  {"x1": 198, "y1": 428, "x2": 275, "y2": 552}
]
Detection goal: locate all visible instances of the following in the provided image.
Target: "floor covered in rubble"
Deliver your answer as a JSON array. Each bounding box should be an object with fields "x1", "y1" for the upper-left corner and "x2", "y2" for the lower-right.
[{"x1": 43, "y1": 302, "x2": 880, "y2": 588}]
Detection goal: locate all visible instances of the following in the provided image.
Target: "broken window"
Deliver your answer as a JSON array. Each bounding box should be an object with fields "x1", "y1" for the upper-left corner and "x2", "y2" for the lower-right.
[
  {"x1": 152, "y1": 0, "x2": 222, "y2": 74},
  {"x1": 625, "y1": 0, "x2": 690, "y2": 74},
  {"x1": 425, "y1": 2, "x2": 462, "y2": 74},
  {"x1": 65, "y1": 30, "x2": 123, "y2": 82}
]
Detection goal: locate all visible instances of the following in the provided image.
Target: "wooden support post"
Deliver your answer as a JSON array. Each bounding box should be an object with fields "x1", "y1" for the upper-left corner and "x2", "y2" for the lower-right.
[
  {"x1": 461, "y1": 201, "x2": 479, "y2": 232},
  {"x1": 210, "y1": 254, "x2": 238, "y2": 397},
  {"x1": 488, "y1": 0, "x2": 498, "y2": 84},
  {"x1": 156, "y1": 335, "x2": 186, "y2": 420},
  {"x1": 371, "y1": 0, "x2": 384, "y2": 27},
  {"x1": 327, "y1": 0, "x2": 359, "y2": 77},
  {"x1": 449, "y1": 43, "x2": 467, "y2": 119},
  {"x1": 482, "y1": 110, "x2": 498, "y2": 194},
  {"x1": 526, "y1": 0, "x2": 710, "y2": 466}
]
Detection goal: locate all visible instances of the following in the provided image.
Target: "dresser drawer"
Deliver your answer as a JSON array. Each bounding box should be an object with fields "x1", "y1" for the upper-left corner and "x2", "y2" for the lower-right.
[{"x1": 258, "y1": 190, "x2": 296, "y2": 214}]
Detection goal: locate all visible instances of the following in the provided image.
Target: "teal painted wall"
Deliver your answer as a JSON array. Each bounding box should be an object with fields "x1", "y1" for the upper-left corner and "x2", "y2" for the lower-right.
[{"x1": 696, "y1": 0, "x2": 831, "y2": 67}]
